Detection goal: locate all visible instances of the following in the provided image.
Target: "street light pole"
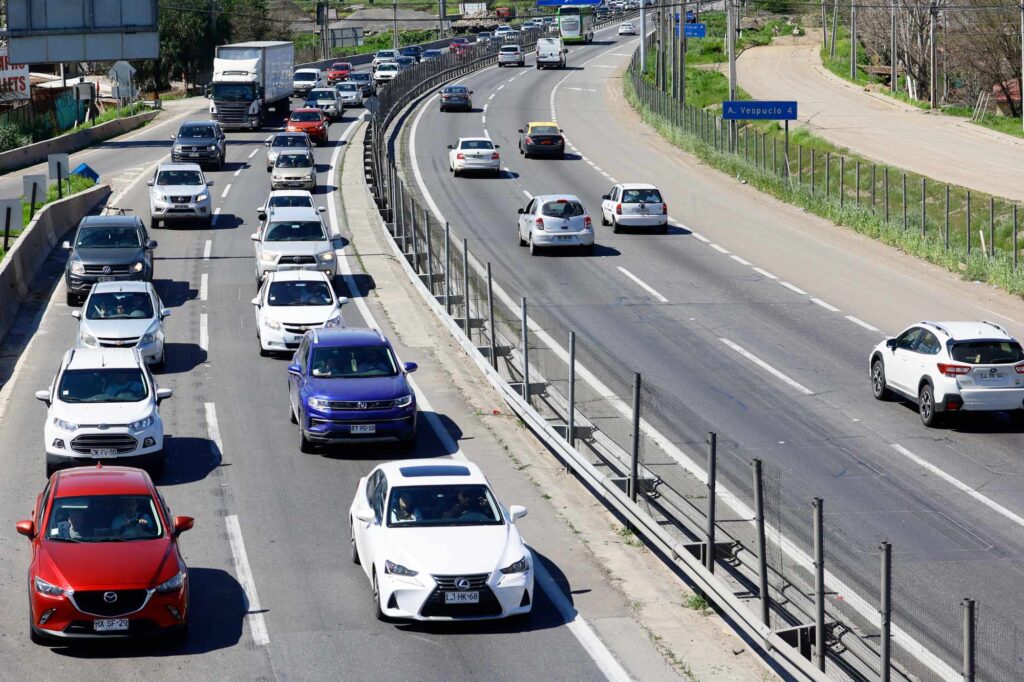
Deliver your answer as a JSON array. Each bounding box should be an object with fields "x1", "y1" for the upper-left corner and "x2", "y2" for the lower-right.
[
  {"x1": 929, "y1": 1, "x2": 938, "y2": 109},
  {"x1": 849, "y1": 0, "x2": 857, "y2": 80},
  {"x1": 891, "y1": 0, "x2": 898, "y2": 94},
  {"x1": 393, "y1": 1, "x2": 399, "y2": 50}
]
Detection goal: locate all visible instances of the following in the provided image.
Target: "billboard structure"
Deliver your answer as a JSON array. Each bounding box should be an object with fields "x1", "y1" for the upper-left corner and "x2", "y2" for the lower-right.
[
  {"x1": 5, "y1": 0, "x2": 159, "y2": 64},
  {"x1": 0, "y1": 47, "x2": 30, "y2": 101}
]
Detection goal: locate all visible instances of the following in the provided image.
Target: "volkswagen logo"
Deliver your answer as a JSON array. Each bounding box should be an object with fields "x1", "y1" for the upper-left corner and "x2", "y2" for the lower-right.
[
  {"x1": 454, "y1": 577, "x2": 471, "y2": 590},
  {"x1": 102, "y1": 265, "x2": 111, "y2": 274},
  {"x1": 357, "y1": 401, "x2": 367, "y2": 410},
  {"x1": 103, "y1": 591, "x2": 118, "y2": 603},
  {"x1": 97, "y1": 423, "x2": 109, "y2": 430}
]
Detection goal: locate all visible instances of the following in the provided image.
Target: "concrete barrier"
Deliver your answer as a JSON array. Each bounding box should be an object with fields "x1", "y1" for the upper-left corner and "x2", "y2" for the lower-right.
[
  {"x1": 0, "y1": 184, "x2": 110, "y2": 344},
  {"x1": 0, "y1": 111, "x2": 159, "y2": 176},
  {"x1": 296, "y1": 37, "x2": 453, "y2": 71}
]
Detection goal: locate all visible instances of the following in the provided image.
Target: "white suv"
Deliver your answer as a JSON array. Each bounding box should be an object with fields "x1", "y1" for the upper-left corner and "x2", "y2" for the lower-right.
[
  {"x1": 869, "y1": 321, "x2": 1024, "y2": 426},
  {"x1": 36, "y1": 347, "x2": 173, "y2": 477}
]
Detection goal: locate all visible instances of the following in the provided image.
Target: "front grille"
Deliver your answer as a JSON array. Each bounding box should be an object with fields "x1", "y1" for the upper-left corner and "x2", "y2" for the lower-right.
[
  {"x1": 70, "y1": 433, "x2": 138, "y2": 455},
  {"x1": 283, "y1": 322, "x2": 320, "y2": 335},
  {"x1": 214, "y1": 102, "x2": 251, "y2": 124},
  {"x1": 433, "y1": 573, "x2": 490, "y2": 590},
  {"x1": 170, "y1": 195, "x2": 192, "y2": 204},
  {"x1": 98, "y1": 336, "x2": 141, "y2": 347},
  {"x1": 328, "y1": 398, "x2": 402, "y2": 410},
  {"x1": 420, "y1": 582, "x2": 502, "y2": 618},
  {"x1": 83, "y1": 264, "x2": 131, "y2": 275},
  {"x1": 71, "y1": 589, "x2": 149, "y2": 617},
  {"x1": 278, "y1": 255, "x2": 316, "y2": 265}
]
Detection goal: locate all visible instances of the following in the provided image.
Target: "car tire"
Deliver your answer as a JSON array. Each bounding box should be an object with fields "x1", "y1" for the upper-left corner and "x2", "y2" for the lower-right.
[
  {"x1": 918, "y1": 382, "x2": 941, "y2": 427},
  {"x1": 289, "y1": 398, "x2": 298, "y2": 424},
  {"x1": 600, "y1": 211, "x2": 609, "y2": 226},
  {"x1": 350, "y1": 520, "x2": 360, "y2": 565},
  {"x1": 153, "y1": 351, "x2": 165, "y2": 372},
  {"x1": 612, "y1": 218, "x2": 621, "y2": 234},
  {"x1": 65, "y1": 291, "x2": 78, "y2": 307},
  {"x1": 518, "y1": 227, "x2": 527, "y2": 247},
  {"x1": 453, "y1": 168, "x2": 460, "y2": 177},
  {"x1": 372, "y1": 570, "x2": 392, "y2": 622},
  {"x1": 871, "y1": 359, "x2": 892, "y2": 400},
  {"x1": 529, "y1": 235, "x2": 539, "y2": 256},
  {"x1": 298, "y1": 418, "x2": 314, "y2": 453},
  {"x1": 150, "y1": 217, "x2": 159, "y2": 230},
  {"x1": 205, "y1": 215, "x2": 214, "y2": 228},
  {"x1": 659, "y1": 223, "x2": 668, "y2": 234}
]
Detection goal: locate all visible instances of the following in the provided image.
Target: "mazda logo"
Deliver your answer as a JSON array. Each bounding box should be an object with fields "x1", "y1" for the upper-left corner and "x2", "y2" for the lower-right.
[
  {"x1": 103, "y1": 591, "x2": 118, "y2": 603},
  {"x1": 454, "y1": 577, "x2": 471, "y2": 590},
  {"x1": 102, "y1": 265, "x2": 111, "y2": 274}
]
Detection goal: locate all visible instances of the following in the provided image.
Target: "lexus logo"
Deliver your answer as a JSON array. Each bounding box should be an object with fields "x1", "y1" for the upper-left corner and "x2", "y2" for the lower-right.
[
  {"x1": 454, "y1": 577, "x2": 471, "y2": 590},
  {"x1": 102, "y1": 265, "x2": 111, "y2": 274},
  {"x1": 103, "y1": 591, "x2": 118, "y2": 603}
]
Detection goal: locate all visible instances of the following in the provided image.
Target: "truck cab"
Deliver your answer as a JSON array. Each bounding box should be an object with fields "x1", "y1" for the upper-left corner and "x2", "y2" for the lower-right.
[{"x1": 209, "y1": 41, "x2": 294, "y2": 131}]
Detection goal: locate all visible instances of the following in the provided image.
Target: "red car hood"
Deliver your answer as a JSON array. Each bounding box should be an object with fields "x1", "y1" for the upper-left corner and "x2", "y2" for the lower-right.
[
  {"x1": 288, "y1": 121, "x2": 324, "y2": 131},
  {"x1": 39, "y1": 539, "x2": 175, "y2": 590}
]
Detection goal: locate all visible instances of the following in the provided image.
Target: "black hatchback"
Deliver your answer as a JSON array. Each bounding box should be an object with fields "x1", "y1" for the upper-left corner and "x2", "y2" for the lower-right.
[
  {"x1": 399, "y1": 45, "x2": 423, "y2": 62},
  {"x1": 439, "y1": 85, "x2": 473, "y2": 112},
  {"x1": 171, "y1": 120, "x2": 226, "y2": 170},
  {"x1": 63, "y1": 216, "x2": 157, "y2": 306}
]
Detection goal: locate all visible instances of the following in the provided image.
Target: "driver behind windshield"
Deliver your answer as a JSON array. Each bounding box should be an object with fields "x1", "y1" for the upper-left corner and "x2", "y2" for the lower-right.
[
  {"x1": 443, "y1": 488, "x2": 487, "y2": 519},
  {"x1": 111, "y1": 497, "x2": 157, "y2": 539}
]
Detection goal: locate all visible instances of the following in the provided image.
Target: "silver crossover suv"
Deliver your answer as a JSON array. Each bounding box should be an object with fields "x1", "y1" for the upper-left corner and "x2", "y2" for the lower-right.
[
  {"x1": 251, "y1": 206, "x2": 337, "y2": 284},
  {"x1": 73, "y1": 281, "x2": 169, "y2": 369},
  {"x1": 147, "y1": 162, "x2": 214, "y2": 228}
]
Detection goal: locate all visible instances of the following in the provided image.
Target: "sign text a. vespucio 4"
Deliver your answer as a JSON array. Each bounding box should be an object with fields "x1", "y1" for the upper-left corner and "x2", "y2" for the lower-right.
[{"x1": 0, "y1": 47, "x2": 30, "y2": 101}]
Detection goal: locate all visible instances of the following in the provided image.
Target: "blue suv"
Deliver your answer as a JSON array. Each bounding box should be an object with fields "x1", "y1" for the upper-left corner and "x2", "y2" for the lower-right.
[{"x1": 287, "y1": 328, "x2": 418, "y2": 452}]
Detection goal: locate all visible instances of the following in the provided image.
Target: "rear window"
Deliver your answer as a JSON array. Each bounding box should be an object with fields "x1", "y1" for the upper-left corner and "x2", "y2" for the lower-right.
[
  {"x1": 460, "y1": 140, "x2": 494, "y2": 150},
  {"x1": 622, "y1": 189, "x2": 663, "y2": 203},
  {"x1": 273, "y1": 135, "x2": 308, "y2": 148},
  {"x1": 290, "y1": 111, "x2": 322, "y2": 122},
  {"x1": 541, "y1": 201, "x2": 585, "y2": 218},
  {"x1": 530, "y1": 125, "x2": 559, "y2": 135},
  {"x1": 310, "y1": 89, "x2": 335, "y2": 99},
  {"x1": 500, "y1": 45, "x2": 520, "y2": 53},
  {"x1": 950, "y1": 341, "x2": 1024, "y2": 365}
]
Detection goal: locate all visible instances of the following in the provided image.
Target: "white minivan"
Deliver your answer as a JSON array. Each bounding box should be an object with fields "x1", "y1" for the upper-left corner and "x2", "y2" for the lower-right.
[{"x1": 536, "y1": 37, "x2": 567, "y2": 69}]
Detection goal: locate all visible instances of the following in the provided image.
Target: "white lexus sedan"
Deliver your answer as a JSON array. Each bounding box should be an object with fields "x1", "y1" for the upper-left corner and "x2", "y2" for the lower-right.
[
  {"x1": 252, "y1": 270, "x2": 345, "y2": 355},
  {"x1": 448, "y1": 137, "x2": 501, "y2": 177},
  {"x1": 350, "y1": 459, "x2": 534, "y2": 622}
]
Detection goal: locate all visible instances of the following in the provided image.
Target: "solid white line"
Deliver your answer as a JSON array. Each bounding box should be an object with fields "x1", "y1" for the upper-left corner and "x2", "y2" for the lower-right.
[
  {"x1": 692, "y1": 233, "x2": 710, "y2": 243},
  {"x1": 203, "y1": 239, "x2": 212, "y2": 260},
  {"x1": 617, "y1": 266, "x2": 668, "y2": 303},
  {"x1": 225, "y1": 514, "x2": 271, "y2": 647},
  {"x1": 810, "y1": 297, "x2": 840, "y2": 312},
  {"x1": 248, "y1": 148, "x2": 259, "y2": 159},
  {"x1": 199, "y1": 273, "x2": 208, "y2": 302},
  {"x1": 233, "y1": 166, "x2": 244, "y2": 177},
  {"x1": 845, "y1": 315, "x2": 880, "y2": 332},
  {"x1": 709, "y1": 243, "x2": 729, "y2": 254},
  {"x1": 199, "y1": 313, "x2": 208, "y2": 351},
  {"x1": 221, "y1": 183, "x2": 231, "y2": 198},
  {"x1": 752, "y1": 267, "x2": 777, "y2": 279},
  {"x1": 780, "y1": 281, "x2": 807, "y2": 296},
  {"x1": 891, "y1": 444, "x2": 1024, "y2": 530},
  {"x1": 719, "y1": 338, "x2": 813, "y2": 395},
  {"x1": 211, "y1": 207, "x2": 222, "y2": 226},
  {"x1": 730, "y1": 255, "x2": 751, "y2": 266}
]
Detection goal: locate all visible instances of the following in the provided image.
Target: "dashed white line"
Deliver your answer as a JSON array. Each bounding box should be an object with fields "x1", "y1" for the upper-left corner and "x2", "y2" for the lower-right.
[
  {"x1": 204, "y1": 401, "x2": 223, "y2": 458},
  {"x1": 496, "y1": 84, "x2": 505, "y2": 92},
  {"x1": 233, "y1": 166, "x2": 244, "y2": 177},
  {"x1": 752, "y1": 267, "x2": 777, "y2": 279},
  {"x1": 709, "y1": 243, "x2": 729, "y2": 254},
  {"x1": 719, "y1": 338, "x2": 814, "y2": 395},
  {"x1": 199, "y1": 273, "x2": 208, "y2": 302},
  {"x1": 780, "y1": 281, "x2": 807, "y2": 296},
  {"x1": 617, "y1": 267, "x2": 668, "y2": 303},
  {"x1": 593, "y1": 166, "x2": 603, "y2": 173},
  {"x1": 248, "y1": 148, "x2": 259, "y2": 159},
  {"x1": 199, "y1": 313, "x2": 208, "y2": 351},
  {"x1": 845, "y1": 315, "x2": 880, "y2": 332},
  {"x1": 211, "y1": 207, "x2": 222, "y2": 226},
  {"x1": 221, "y1": 183, "x2": 232, "y2": 198},
  {"x1": 488, "y1": 93, "x2": 495, "y2": 100},
  {"x1": 481, "y1": 115, "x2": 486, "y2": 124},
  {"x1": 810, "y1": 297, "x2": 840, "y2": 312},
  {"x1": 203, "y1": 239, "x2": 212, "y2": 260},
  {"x1": 730, "y1": 255, "x2": 752, "y2": 266},
  {"x1": 483, "y1": 128, "x2": 490, "y2": 138},
  {"x1": 225, "y1": 514, "x2": 271, "y2": 647},
  {"x1": 692, "y1": 233, "x2": 710, "y2": 243},
  {"x1": 482, "y1": 103, "x2": 489, "y2": 112},
  {"x1": 522, "y1": 189, "x2": 533, "y2": 199}
]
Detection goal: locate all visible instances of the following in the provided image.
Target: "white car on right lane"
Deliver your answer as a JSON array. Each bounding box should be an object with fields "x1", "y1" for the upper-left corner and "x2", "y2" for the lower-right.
[
  {"x1": 252, "y1": 270, "x2": 345, "y2": 355},
  {"x1": 517, "y1": 194, "x2": 595, "y2": 255},
  {"x1": 618, "y1": 21, "x2": 637, "y2": 35},
  {"x1": 448, "y1": 137, "x2": 501, "y2": 177},
  {"x1": 600, "y1": 183, "x2": 668, "y2": 233}
]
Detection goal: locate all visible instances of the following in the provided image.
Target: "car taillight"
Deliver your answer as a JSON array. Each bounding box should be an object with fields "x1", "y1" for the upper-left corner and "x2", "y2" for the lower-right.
[
  {"x1": 457, "y1": 152, "x2": 465, "y2": 160},
  {"x1": 491, "y1": 152, "x2": 499, "y2": 160},
  {"x1": 584, "y1": 216, "x2": 592, "y2": 229},
  {"x1": 535, "y1": 217, "x2": 545, "y2": 230},
  {"x1": 1015, "y1": 364, "x2": 1024, "y2": 374},
  {"x1": 937, "y1": 363, "x2": 971, "y2": 377},
  {"x1": 525, "y1": 136, "x2": 533, "y2": 144},
  {"x1": 662, "y1": 202, "x2": 668, "y2": 214},
  {"x1": 616, "y1": 203, "x2": 622, "y2": 215}
]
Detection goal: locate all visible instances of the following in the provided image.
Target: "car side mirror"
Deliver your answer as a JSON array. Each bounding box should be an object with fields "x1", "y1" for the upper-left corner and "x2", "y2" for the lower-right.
[
  {"x1": 250, "y1": 233, "x2": 260, "y2": 241},
  {"x1": 601, "y1": 194, "x2": 610, "y2": 200},
  {"x1": 355, "y1": 508, "x2": 374, "y2": 523},
  {"x1": 318, "y1": 206, "x2": 327, "y2": 213},
  {"x1": 251, "y1": 296, "x2": 261, "y2": 306},
  {"x1": 62, "y1": 240, "x2": 72, "y2": 250},
  {"x1": 146, "y1": 239, "x2": 158, "y2": 249},
  {"x1": 146, "y1": 180, "x2": 154, "y2": 186},
  {"x1": 35, "y1": 390, "x2": 51, "y2": 404},
  {"x1": 885, "y1": 338, "x2": 898, "y2": 350},
  {"x1": 338, "y1": 296, "x2": 349, "y2": 305},
  {"x1": 169, "y1": 133, "x2": 177, "y2": 140},
  {"x1": 509, "y1": 505, "x2": 528, "y2": 521},
  {"x1": 470, "y1": 90, "x2": 474, "y2": 94},
  {"x1": 156, "y1": 387, "x2": 173, "y2": 403},
  {"x1": 517, "y1": 208, "x2": 525, "y2": 214},
  {"x1": 267, "y1": 166, "x2": 272, "y2": 173},
  {"x1": 494, "y1": 144, "x2": 501, "y2": 149},
  {"x1": 161, "y1": 308, "x2": 171, "y2": 318},
  {"x1": 173, "y1": 516, "x2": 195, "y2": 537},
  {"x1": 264, "y1": 140, "x2": 271, "y2": 147},
  {"x1": 447, "y1": 144, "x2": 454, "y2": 149},
  {"x1": 403, "y1": 362, "x2": 418, "y2": 373},
  {"x1": 287, "y1": 363, "x2": 301, "y2": 375},
  {"x1": 71, "y1": 310, "x2": 81, "y2": 319},
  {"x1": 206, "y1": 179, "x2": 214, "y2": 186},
  {"x1": 517, "y1": 129, "x2": 524, "y2": 133},
  {"x1": 16, "y1": 520, "x2": 35, "y2": 538},
  {"x1": 258, "y1": 211, "x2": 267, "y2": 221}
]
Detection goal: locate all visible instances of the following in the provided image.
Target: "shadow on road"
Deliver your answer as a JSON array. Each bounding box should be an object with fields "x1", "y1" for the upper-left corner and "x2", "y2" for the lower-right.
[{"x1": 156, "y1": 434, "x2": 221, "y2": 485}]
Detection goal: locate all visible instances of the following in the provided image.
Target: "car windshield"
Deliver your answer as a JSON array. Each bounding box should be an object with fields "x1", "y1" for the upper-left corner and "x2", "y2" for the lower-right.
[
  {"x1": 273, "y1": 135, "x2": 308, "y2": 149},
  {"x1": 622, "y1": 188, "x2": 663, "y2": 203},
  {"x1": 58, "y1": 368, "x2": 148, "y2": 403},
  {"x1": 460, "y1": 140, "x2": 494, "y2": 150},
  {"x1": 265, "y1": 221, "x2": 325, "y2": 242},
  {"x1": 178, "y1": 125, "x2": 215, "y2": 138},
  {"x1": 445, "y1": 86, "x2": 469, "y2": 94},
  {"x1": 378, "y1": 64, "x2": 398, "y2": 72},
  {"x1": 377, "y1": 51, "x2": 397, "y2": 58},
  {"x1": 386, "y1": 484, "x2": 503, "y2": 527},
  {"x1": 86, "y1": 292, "x2": 154, "y2": 320},
  {"x1": 46, "y1": 495, "x2": 163, "y2": 542},
  {"x1": 289, "y1": 111, "x2": 322, "y2": 122},
  {"x1": 157, "y1": 170, "x2": 204, "y2": 186},
  {"x1": 332, "y1": 63, "x2": 352, "y2": 70},
  {"x1": 337, "y1": 83, "x2": 358, "y2": 91},
  {"x1": 268, "y1": 195, "x2": 314, "y2": 209},
  {"x1": 310, "y1": 89, "x2": 335, "y2": 99},
  {"x1": 294, "y1": 72, "x2": 318, "y2": 81},
  {"x1": 276, "y1": 154, "x2": 313, "y2": 168},
  {"x1": 210, "y1": 83, "x2": 255, "y2": 101},
  {"x1": 75, "y1": 226, "x2": 141, "y2": 248},
  {"x1": 530, "y1": 125, "x2": 559, "y2": 135},
  {"x1": 309, "y1": 345, "x2": 398, "y2": 378},
  {"x1": 541, "y1": 200, "x2": 585, "y2": 217},
  {"x1": 268, "y1": 280, "x2": 333, "y2": 306},
  {"x1": 950, "y1": 341, "x2": 1024, "y2": 364},
  {"x1": 350, "y1": 73, "x2": 370, "y2": 81}
]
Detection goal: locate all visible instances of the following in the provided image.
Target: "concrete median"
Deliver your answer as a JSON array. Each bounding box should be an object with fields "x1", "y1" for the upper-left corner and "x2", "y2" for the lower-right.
[{"x1": 0, "y1": 184, "x2": 110, "y2": 344}]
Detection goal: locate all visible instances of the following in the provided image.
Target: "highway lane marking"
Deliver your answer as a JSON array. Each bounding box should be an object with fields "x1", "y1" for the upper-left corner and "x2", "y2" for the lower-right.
[
  {"x1": 692, "y1": 233, "x2": 710, "y2": 243},
  {"x1": 752, "y1": 267, "x2": 777, "y2": 279},
  {"x1": 617, "y1": 267, "x2": 668, "y2": 303},
  {"x1": 810, "y1": 297, "x2": 840, "y2": 312},
  {"x1": 730, "y1": 255, "x2": 751, "y2": 266},
  {"x1": 481, "y1": 115, "x2": 486, "y2": 124},
  {"x1": 718, "y1": 338, "x2": 814, "y2": 395},
  {"x1": 780, "y1": 281, "x2": 807, "y2": 296},
  {"x1": 488, "y1": 93, "x2": 495, "y2": 100},
  {"x1": 591, "y1": 64, "x2": 617, "y2": 68},
  {"x1": 199, "y1": 313, "x2": 208, "y2": 351},
  {"x1": 211, "y1": 207, "x2": 222, "y2": 226},
  {"x1": 225, "y1": 514, "x2": 271, "y2": 647},
  {"x1": 522, "y1": 190, "x2": 533, "y2": 199},
  {"x1": 496, "y1": 84, "x2": 505, "y2": 92},
  {"x1": 482, "y1": 103, "x2": 488, "y2": 112},
  {"x1": 203, "y1": 239, "x2": 212, "y2": 260},
  {"x1": 221, "y1": 183, "x2": 232, "y2": 198},
  {"x1": 248, "y1": 148, "x2": 259, "y2": 159},
  {"x1": 845, "y1": 315, "x2": 880, "y2": 332},
  {"x1": 891, "y1": 443, "x2": 1024, "y2": 531},
  {"x1": 199, "y1": 273, "x2": 208, "y2": 302},
  {"x1": 233, "y1": 166, "x2": 244, "y2": 177},
  {"x1": 709, "y1": 243, "x2": 729, "y2": 254},
  {"x1": 483, "y1": 128, "x2": 490, "y2": 138}
]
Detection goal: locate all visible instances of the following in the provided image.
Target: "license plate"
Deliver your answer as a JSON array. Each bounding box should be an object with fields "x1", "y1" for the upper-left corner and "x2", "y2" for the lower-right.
[
  {"x1": 557, "y1": 235, "x2": 573, "y2": 242},
  {"x1": 97, "y1": 276, "x2": 115, "y2": 282},
  {"x1": 978, "y1": 372, "x2": 1004, "y2": 382},
  {"x1": 94, "y1": 618, "x2": 129, "y2": 632},
  {"x1": 351, "y1": 424, "x2": 376, "y2": 434},
  {"x1": 445, "y1": 591, "x2": 479, "y2": 604},
  {"x1": 174, "y1": 204, "x2": 189, "y2": 209},
  {"x1": 91, "y1": 448, "x2": 118, "y2": 457},
  {"x1": 187, "y1": 153, "x2": 199, "y2": 158}
]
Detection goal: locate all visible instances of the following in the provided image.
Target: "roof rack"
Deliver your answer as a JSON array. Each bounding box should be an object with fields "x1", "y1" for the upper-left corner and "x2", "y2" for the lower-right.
[
  {"x1": 981, "y1": 320, "x2": 1010, "y2": 337},
  {"x1": 921, "y1": 320, "x2": 952, "y2": 337}
]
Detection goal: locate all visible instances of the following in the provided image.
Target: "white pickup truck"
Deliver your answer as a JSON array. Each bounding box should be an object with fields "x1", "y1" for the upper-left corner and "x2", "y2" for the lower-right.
[{"x1": 536, "y1": 37, "x2": 567, "y2": 69}]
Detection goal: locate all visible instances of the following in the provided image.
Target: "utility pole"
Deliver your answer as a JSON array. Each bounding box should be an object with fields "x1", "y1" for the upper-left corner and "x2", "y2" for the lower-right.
[
  {"x1": 829, "y1": 0, "x2": 838, "y2": 58},
  {"x1": 849, "y1": 0, "x2": 857, "y2": 79},
  {"x1": 393, "y1": 1, "x2": 399, "y2": 50},
  {"x1": 891, "y1": 0, "x2": 898, "y2": 93},
  {"x1": 640, "y1": 5, "x2": 647, "y2": 71},
  {"x1": 821, "y1": 0, "x2": 827, "y2": 46},
  {"x1": 680, "y1": 1, "x2": 687, "y2": 104},
  {"x1": 929, "y1": 1, "x2": 938, "y2": 108},
  {"x1": 727, "y1": 0, "x2": 737, "y2": 150}
]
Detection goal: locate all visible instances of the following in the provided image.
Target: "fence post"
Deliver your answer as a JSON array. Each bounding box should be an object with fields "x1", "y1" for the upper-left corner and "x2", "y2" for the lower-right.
[
  {"x1": 444, "y1": 223, "x2": 452, "y2": 314},
  {"x1": 520, "y1": 297, "x2": 529, "y2": 402},
  {"x1": 629, "y1": 373, "x2": 641, "y2": 502},
  {"x1": 902, "y1": 173, "x2": 907, "y2": 230},
  {"x1": 486, "y1": 262, "x2": 496, "y2": 370},
  {"x1": 962, "y1": 598, "x2": 976, "y2": 682},
  {"x1": 813, "y1": 497, "x2": 826, "y2": 672},
  {"x1": 840, "y1": 156, "x2": 845, "y2": 207},
  {"x1": 884, "y1": 168, "x2": 890, "y2": 223},
  {"x1": 967, "y1": 191, "x2": 972, "y2": 254},
  {"x1": 396, "y1": 181, "x2": 405, "y2": 248},
  {"x1": 871, "y1": 164, "x2": 877, "y2": 209},
  {"x1": 921, "y1": 178, "x2": 927, "y2": 237},
  {"x1": 856, "y1": 160, "x2": 860, "y2": 204},
  {"x1": 811, "y1": 149, "x2": 816, "y2": 195},
  {"x1": 880, "y1": 541, "x2": 892, "y2": 682},
  {"x1": 705, "y1": 432, "x2": 717, "y2": 573},
  {"x1": 772, "y1": 136, "x2": 777, "y2": 176},
  {"x1": 825, "y1": 153, "x2": 831, "y2": 199},
  {"x1": 753, "y1": 458, "x2": 769, "y2": 627},
  {"x1": 744, "y1": 127, "x2": 749, "y2": 162},
  {"x1": 989, "y1": 197, "x2": 995, "y2": 258},
  {"x1": 1015, "y1": 205, "x2": 1019, "y2": 270},
  {"x1": 462, "y1": 238, "x2": 470, "y2": 339},
  {"x1": 945, "y1": 186, "x2": 950, "y2": 250},
  {"x1": 425, "y1": 212, "x2": 434, "y2": 295},
  {"x1": 410, "y1": 201, "x2": 419, "y2": 271},
  {"x1": 567, "y1": 331, "x2": 576, "y2": 449},
  {"x1": 2, "y1": 206, "x2": 10, "y2": 252},
  {"x1": 798, "y1": 145, "x2": 802, "y2": 186}
]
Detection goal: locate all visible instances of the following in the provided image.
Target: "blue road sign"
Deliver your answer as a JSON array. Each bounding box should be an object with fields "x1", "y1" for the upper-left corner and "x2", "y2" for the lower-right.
[
  {"x1": 722, "y1": 100, "x2": 798, "y2": 120},
  {"x1": 684, "y1": 23, "x2": 706, "y2": 38}
]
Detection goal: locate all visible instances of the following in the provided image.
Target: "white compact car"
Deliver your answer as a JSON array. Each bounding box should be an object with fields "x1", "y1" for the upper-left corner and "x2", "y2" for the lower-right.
[
  {"x1": 147, "y1": 162, "x2": 214, "y2": 228},
  {"x1": 600, "y1": 183, "x2": 668, "y2": 233},
  {"x1": 252, "y1": 206, "x2": 337, "y2": 283},
  {"x1": 372, "y1": 50, "x2": 400, "y2": 69},
  {"x1": 350, "y1": 459, "x2": 534, "y2": 622},
  {"x1": 74, "y1": 281, "x2": 169, "y2": 368},
  {"x1": 869, "y1": 321, "x2": 1024, "y2": 426},
  {"x1": 37, "y1": 347, "x2": 173, "y2": 477},
  {"x1": 335, "y1": 81, "x2": 365, "y2": 108},
  {"x1": 497, "y1": 44, "x2": 525, "y2": 67},
  {"x1": 257, "y1": 189, "x2": 323, "y2": 220},
  {"x1": 618, "y1": 21, "x2": 637, "y2": 35},
  {"x1": 252, "y1": 270, "x2": 345, "y2": 355},
  {"x1": 448, "y1": 137, "x2": 501, "y2": 177},
  {"x1": 517, "y1": 194, "x2": 594, "y2": 255},
  {"x1": 306, "y1": 87, "x2": 344, "y2": 121},
  {"x1": 373, "y1": 62, "x2": 401, "y2": 85}
]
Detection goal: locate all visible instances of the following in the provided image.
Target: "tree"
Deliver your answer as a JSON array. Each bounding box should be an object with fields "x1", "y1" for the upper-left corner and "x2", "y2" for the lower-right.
[{"x1": 944, "y1": 1, "x2": 1021, "y2": 117}]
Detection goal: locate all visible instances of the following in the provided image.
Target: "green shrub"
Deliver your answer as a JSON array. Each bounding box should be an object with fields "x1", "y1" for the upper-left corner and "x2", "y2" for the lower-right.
[{"x1": 0, "y1": 121, "x2": 30, "y2": 152}]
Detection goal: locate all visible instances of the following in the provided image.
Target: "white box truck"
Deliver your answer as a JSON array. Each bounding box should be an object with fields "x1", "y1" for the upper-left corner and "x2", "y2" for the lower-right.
[
  {"x1": 536, "y1": 37, "x2": 567, "y2": 69},
  {"x1": 210, "y1": 41, "x2": 294, "y2": 130}
]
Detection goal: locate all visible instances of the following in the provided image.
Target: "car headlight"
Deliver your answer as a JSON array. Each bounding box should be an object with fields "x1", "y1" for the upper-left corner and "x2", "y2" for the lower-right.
[
  {"x1": 154, "y1": 571, "x2": 185, "y2": 593},
  {"x1": 385, "y1": 560, "x2": 418, "y2": 577},
  {"x1": 259, "y1": 252, "x2": 278, "y2": 264},
  {"x1": 173, "y1": 145, "x2": 183, "y2": 152},
  {"x1": 318, "y1": 251, "x2": 334, "y2": 261},
  {"x1": 324, "y1": 313, "x2": 343, "y2": 328},
  {"x1": 393, "y1": 394, "x2": 413, "y2": 408},
  {"x1": 303, "y1": 174, "x2": 314, "y2": 180},
  {"x1": 129, "y1": 415, "x2": 154, "y2": 432},
  {"x1": 500, "y1": 556, "x2": 529, "y2": 574},
  {"x1": 208, "y1": 145, "x2": 217, "y2": 151},
  {"x1": 196, "y1": 193, "x2": 209, "y2": 202},
  {"x1": 34, "y1": 577, "x2": 65, "y2": 596},
  {"x1": 131, "y1": 261, "x2": 144, "y2": 273},
  {"x1": 80, "y1": 331, "x2": 98, "y2": 347},
  {"x1": 264, "y1": 317, "x2": 282, "y2": 331},
  {"x1": 140, "y1": 321, "x2": 160, "y2": 346},
  {"x1": 70, "y1": 260, "x2": 85, "y2": 275},
  {"x1": 53, "y1": 417, "x2": 78, "y2": 431},
  {"x1": 307, "y1": 396, "x2": 331, "y2": 411},
  {"x1": 273, "y1": 174, "x2": 283, "y2": 180}
]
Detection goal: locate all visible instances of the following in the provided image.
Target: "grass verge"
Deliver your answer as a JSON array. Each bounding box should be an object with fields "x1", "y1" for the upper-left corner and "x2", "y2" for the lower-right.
[{"x1": 0, "y1": 175, "x2": 96, "y2": 262}]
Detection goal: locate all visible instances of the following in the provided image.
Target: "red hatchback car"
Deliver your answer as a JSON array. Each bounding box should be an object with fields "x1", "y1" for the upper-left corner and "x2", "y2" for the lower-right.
[
  {"x1": 17, "y1": 465, "x2": 194, "y2": 643},
  {"x1": 326, "y1": 61, "x2": 353, "y2": 84},
  {"x1": 286, "y1": 108, "x2": 329, "y2": 146}
]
